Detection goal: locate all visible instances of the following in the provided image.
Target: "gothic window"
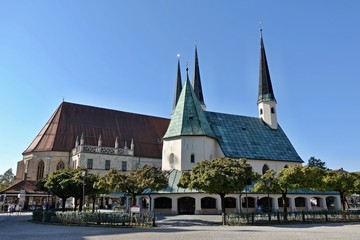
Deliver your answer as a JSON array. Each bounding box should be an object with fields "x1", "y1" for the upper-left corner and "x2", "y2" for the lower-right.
[
  {"x1": 87, "y1": 159, "x2": 93, "y2": 169},
  {"x1": 56, "y1": 161, "x2": 65, "y2": 170},
  {"x1": 271, "y1": 107, "x2": 275, "y2": 114},
  {"x1": 262, "y1": 164, "x2": 269, "y2": 175},
  {"x1": 122, "y1": 161, "x2": 127, "y2": 171},
  {"x1": 190, "y1": 154, "x2": 195, "y2": 163},
  {"x1": 37, "y1": 161, "x2": 45, "y2": 180},
  {"x1": 105, "y1": 160, "x2": 111, "y2": 170}
]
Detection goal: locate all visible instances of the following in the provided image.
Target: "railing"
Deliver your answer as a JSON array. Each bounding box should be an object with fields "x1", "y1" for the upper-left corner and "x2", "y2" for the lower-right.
[
  {"x1": 71, "y1": 145, "x2": 134, "y2": 156},
  {"x1": 226, "y1": 210, "x2": 360, "y2": 225}
]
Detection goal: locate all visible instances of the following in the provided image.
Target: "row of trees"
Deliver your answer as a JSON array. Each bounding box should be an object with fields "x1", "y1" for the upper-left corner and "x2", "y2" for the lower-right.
[
  {"x1": 37, "y1": 156, "x2": 359, "y2": 226},
  {"x1": 38, "y1": 165, "x2": 168, "y2": 212},
  {"x1": 178, "y1": 157, "x2": 360, "y2": 225}
]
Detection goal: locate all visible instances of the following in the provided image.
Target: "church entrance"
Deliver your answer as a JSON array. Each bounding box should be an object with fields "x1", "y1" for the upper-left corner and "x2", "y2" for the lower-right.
[{"x1": 178, "y1": 197, "x2": 195, "y2": 214}]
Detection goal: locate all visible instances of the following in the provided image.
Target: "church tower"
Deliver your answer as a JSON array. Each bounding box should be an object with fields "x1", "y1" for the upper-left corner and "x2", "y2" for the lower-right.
[
  {"x1": 162, "y1": 67, "x2": 219, "y2": 171},
  {"x1": 257, "y1": 29, "x2": 278, "y2": 129}
]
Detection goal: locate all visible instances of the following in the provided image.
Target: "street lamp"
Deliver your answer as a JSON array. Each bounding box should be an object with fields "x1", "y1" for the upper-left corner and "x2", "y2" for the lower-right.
[{"x1": 82, "y1": 170, "x2": 86, "y2": 212}]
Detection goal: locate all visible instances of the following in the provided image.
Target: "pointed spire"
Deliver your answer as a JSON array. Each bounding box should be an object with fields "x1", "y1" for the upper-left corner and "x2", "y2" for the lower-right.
[
  {"x1": 192, "y1": 44, "x2": 206, "y2": 110},
  {"x1": 130, "y1": 138, "x2": 134, "y2": 150},
  {"x1": 98, "y1": 135, "x2": 102, "y2": 147},
  {"x1": 258, "y1": 28, "x2": 276, "y2": 103},
  {"x1": 75, "y1": 136, "x2": 79, "y2": 148},
  {"x1": 80, "y1": 133, "x2": 84, "y2": 145},
  {"x1": 172, "y1": 54, "x2": 183, "y2": 113},
  {"x1": 115, "y1": 136, "x2": 119, "y2": 148}
]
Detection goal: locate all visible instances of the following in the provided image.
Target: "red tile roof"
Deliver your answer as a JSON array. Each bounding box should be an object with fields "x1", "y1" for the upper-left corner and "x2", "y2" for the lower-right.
[
  {"x1": 24, "y1": 102, "x2": 170, "y2": 159},
  {"x1": 0, "y1": 180, "x2": 40, "y2": 194}
]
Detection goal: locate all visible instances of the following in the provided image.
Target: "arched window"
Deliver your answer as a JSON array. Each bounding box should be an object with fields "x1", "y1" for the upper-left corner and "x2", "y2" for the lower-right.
[
  {"x1": 262, "y1": 164, "x2": 269, "y2": 175},
  {"x1": 271, "y1": 107, "x2": 275, "y2": 114},
  {"x1": 190, "y1": 154, "x2": 195, "y2": 163},
  {"x1": 224, "y1": 197, "x2": 236, "y2": 208},
  {"x1": 260, "y1": 108, "x2": 263, "y2": 115},
  {"x1": 169, "y1": 153, "x2": 175, "y2": 164},
  {"x1": 56, "y1": 161, "x2": 65, "y2": 170},
  {"x1": 37, "y1": 161, "x2": 45, "y2": 180},
  {"x1": 201, "y1": 197, "x2": 216, "y2": 209},
  {"x1": 284, "y1": 165, "x2": 289, "y2": 168}
]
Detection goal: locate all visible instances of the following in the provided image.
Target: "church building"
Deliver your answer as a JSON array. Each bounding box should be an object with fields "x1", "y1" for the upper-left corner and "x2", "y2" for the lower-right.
[{"x1": 1, "y1": 31, "x2": 341, "y2": 213}]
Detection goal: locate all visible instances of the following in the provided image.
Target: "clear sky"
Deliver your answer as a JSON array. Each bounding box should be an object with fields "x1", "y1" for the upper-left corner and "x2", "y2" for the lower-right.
[{"x1": 0, "y1": 1, "x2": 359, "y2": 175}]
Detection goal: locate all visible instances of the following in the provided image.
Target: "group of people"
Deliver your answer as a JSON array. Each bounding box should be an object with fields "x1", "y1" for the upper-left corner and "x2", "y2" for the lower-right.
[{"x1": 5, "y1": 203, "x2": 22, "y2": 214}]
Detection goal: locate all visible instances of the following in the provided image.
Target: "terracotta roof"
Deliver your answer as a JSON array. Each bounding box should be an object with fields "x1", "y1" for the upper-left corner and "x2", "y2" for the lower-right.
[
  {"x1": 0, "y1": 180, "x2": 40, "y2": 194},
  {"x1": 24, "y1": 102, "x2": 170, "y2": 159}
]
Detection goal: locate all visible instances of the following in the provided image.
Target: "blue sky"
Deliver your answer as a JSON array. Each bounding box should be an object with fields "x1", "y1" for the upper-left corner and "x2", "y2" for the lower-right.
[{"x1": 0, "y1": 1, "x2": 359, "y2": 175}]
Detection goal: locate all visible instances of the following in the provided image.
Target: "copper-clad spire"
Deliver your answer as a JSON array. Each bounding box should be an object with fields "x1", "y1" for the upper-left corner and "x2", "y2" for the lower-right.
[{"x1": 258, "y1": 28, "x2": 276, "y2": 103}]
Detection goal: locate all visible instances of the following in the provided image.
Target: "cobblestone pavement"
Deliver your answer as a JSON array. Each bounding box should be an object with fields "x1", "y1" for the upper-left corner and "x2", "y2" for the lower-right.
[{"x1": 0, "y1": 212, "x2": 359, "y2": 240}]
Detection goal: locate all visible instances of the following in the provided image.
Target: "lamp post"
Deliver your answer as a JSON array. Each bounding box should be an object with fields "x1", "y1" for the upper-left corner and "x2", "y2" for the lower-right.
[
  {"x1": 82, "y1": 170, "x2": 86, "y2": 212},
  {"x1": 266, "y1": 180, "x2": 271, "y2": 221}
]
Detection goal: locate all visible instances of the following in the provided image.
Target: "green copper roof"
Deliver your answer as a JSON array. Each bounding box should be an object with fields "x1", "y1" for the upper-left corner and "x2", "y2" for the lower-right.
[
  {"x1": 164, "y1": 75, "x2": 215, "y2": 139},
  {"x1": 205, "y1": 111, "x2": 303, "y2": 163}
]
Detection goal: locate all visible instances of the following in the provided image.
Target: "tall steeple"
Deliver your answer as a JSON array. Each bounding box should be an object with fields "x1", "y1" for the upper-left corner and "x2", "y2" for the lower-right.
[
  {"x1": 192, "y1": 44, "x2": 206, "y2": 110},
  {"x1": 172, "y1": 54, "x2": 183, "y2": 113},
  {"x1": 257, "y1": 29, "x2": 278, "y2": 129}
]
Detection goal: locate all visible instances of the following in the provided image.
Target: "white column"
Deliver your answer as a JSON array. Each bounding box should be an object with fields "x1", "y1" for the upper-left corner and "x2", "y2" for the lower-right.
[
  {"x1": 334, "y1": 196, "x2": 342, "y2": 210},
  {"x1": 306, "y1": 197, "x2": 313, "y2": 211},
  {"x1": 195, "y1": 196, "x2": 202, "y2": 214},
  {"x1": 237, "y1": 196, "x2": 241, "y2": 213},
  {"x1": 321, "y1": 197, "x2": 328, "y2": 210},
  {"x1": 273, "y1": 196, "x2": 279, "y2": 211},
  {"x1": 217, "y1": 196, "x2": 222, "y2": 214},
  {"x1": 290, "y1": 197, "x2": 296, "y2": 212},
  {"x1": 171, "y1": 196, "x2": 178, "y2": 214}
]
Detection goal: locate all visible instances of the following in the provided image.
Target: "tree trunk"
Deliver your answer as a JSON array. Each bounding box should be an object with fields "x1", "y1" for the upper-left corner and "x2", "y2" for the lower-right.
[
  {"x1": 79, "y1": 197, "x2": 83, "y2": 212},
  {"x1": 282, "y1": 191, "x2": 288, "y2": 221},
  {"x1": 61, "y1": 197, "x2": 66, "y2": 212},
  {"x1": 131, "y1": 194, "x2": 137, "y2": 206},
  {"x1": 92, "y1": 197, "x2": 96, "y2": 213},
  {"x1": 340, "y1": 192, "x2": 346, "y2": 210},
  {"x1": 220, "y1": 193, "x2": 226, "y2": 225}
]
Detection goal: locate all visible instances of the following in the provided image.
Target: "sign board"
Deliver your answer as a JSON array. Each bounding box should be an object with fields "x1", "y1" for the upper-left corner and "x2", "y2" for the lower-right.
[{"x1": 130, "y1": 206, "x2": 140, "y2": 213}]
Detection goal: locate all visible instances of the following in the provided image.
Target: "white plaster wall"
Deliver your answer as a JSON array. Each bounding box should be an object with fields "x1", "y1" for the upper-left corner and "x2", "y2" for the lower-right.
[
  {"x1": 258, "y1": 101, "x2": 277, "y2": 129},
  {"x1": 162, "y1": 136, "x2": 223, "y2": 171},
  {"x1": 248, "y1": 159, "x2": 299, "y2": 175},
  {"x1": 72, "y1": 152, "x2": 161, "y2": 176}
]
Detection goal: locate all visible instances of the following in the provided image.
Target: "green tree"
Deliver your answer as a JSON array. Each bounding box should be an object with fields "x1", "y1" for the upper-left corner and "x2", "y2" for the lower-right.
[
  {"x1": 178, "y1": 157, "x2": 257, "y2": 225},
  {"x1": 88, "y1": 174, "x2": 110, "y2": 212},
  {"x1": 322, "y1": 170, "x2": 358, "y2": 210},
  {"x1": 307, "y1": 156, "x2": 327, "y2": 170},
  {"x1": 105, "y1": 166, "x2": 168, "y2": 207},
  {"x1": 44, "y1": 168, "x2": 75, "y2": 211},
  {"x1": 0, "y1": 168, "x2": 15, "y2": 191},
  {"x1": 254, "y1": 165, "x2": 324, "y2": 220}
]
